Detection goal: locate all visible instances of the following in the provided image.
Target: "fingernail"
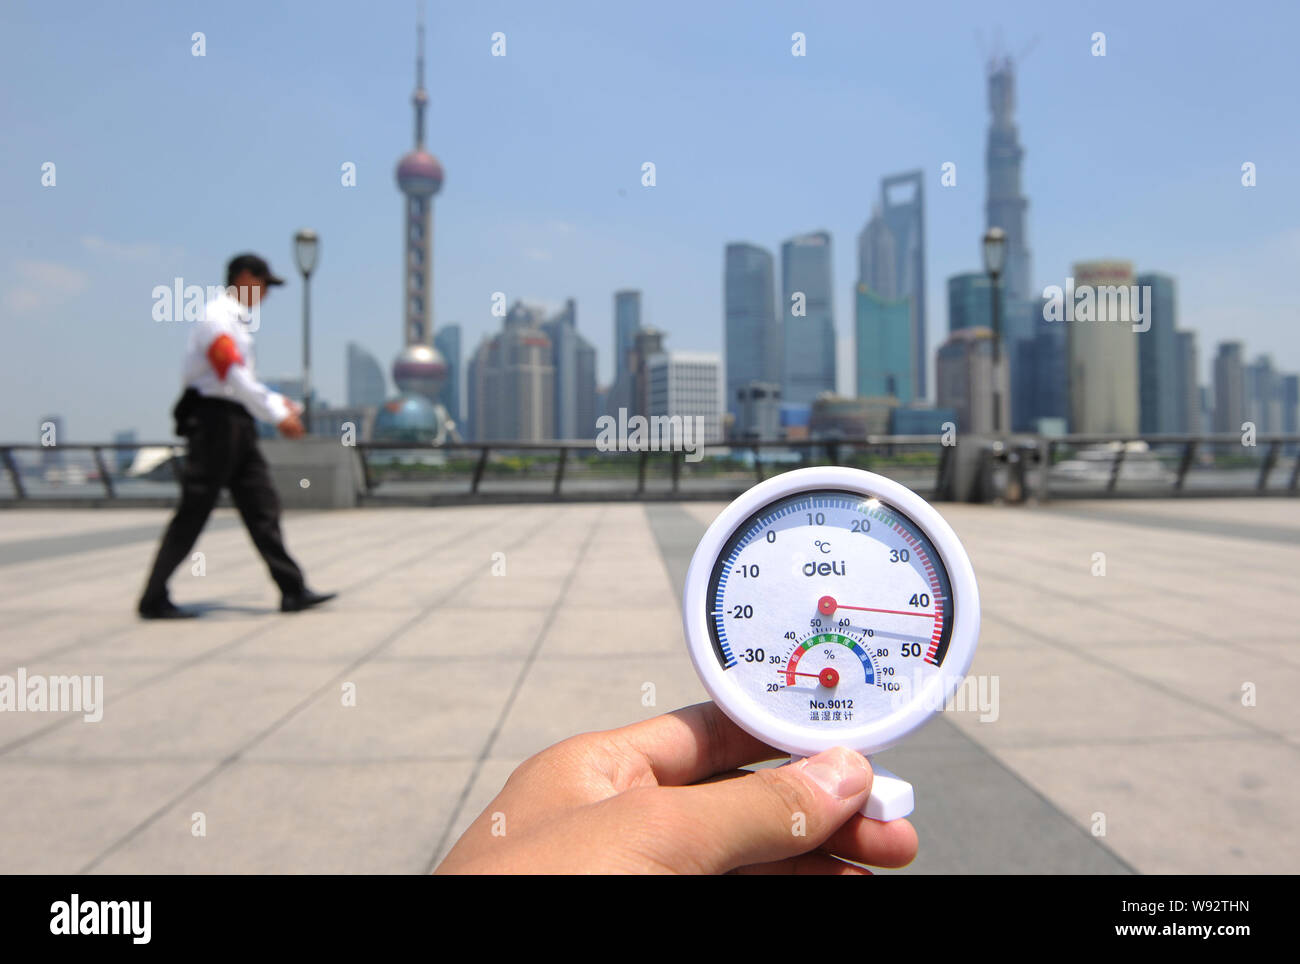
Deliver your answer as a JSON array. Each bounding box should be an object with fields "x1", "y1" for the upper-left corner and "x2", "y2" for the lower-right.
[{"x1": 800, "y1": 748, "x2": 871, "y2": 799}]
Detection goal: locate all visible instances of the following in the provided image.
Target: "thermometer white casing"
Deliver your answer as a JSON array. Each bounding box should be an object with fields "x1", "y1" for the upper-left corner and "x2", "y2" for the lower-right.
[{"x1": 682, "y1": 467, "x2": 981, "y2": 807}]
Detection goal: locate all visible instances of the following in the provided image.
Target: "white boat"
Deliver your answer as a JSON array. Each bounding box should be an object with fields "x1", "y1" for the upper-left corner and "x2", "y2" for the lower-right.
[
  {"x1": 42, "y1": 465, "x2": 87, "y2": 485},
  {"x1": 125, "y1": 446, "x2": 182, "y2": 481},
  {"x1": 1050, "y1": 442, "x2": 1174, "y2": 484}
]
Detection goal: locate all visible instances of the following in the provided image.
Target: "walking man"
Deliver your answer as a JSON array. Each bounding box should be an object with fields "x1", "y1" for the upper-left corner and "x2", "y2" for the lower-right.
[{"x1": 137, "y1": 254, "x2": 336, "y2": 619}]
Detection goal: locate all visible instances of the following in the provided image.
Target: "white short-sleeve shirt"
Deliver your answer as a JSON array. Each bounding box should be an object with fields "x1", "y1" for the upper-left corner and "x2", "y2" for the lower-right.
[{"x1": 182, "y1": 290, "x2": 291, "y2": 425}]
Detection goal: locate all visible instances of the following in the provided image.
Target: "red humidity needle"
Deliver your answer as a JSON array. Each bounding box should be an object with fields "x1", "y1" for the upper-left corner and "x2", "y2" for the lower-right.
[
  {"x1": 818, "y1": 594, "x2": 931, "y2": 619},
  {"x1": 785, "y1": 668, "x2": 840, "y2": 687}
]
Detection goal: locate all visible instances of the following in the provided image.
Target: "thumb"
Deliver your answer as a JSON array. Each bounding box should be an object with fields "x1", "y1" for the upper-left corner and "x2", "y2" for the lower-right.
[{"x1": 664, "y1": 746, "x2": 873, "y2": 873}]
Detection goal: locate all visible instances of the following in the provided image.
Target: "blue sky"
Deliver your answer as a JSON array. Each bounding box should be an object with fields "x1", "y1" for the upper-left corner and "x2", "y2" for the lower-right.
[{"x1": 2, "y1": 0, "x2": 1297, "y2": 439}]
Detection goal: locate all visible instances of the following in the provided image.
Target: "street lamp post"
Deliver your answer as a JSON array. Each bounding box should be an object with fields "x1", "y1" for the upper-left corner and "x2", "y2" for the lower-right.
[
  {"x1": 982, "y1": 227, "x2": 1006, "y2": 434},
  {"x1": 294, "y1": 229, "x2": 319, "y2": 432}
]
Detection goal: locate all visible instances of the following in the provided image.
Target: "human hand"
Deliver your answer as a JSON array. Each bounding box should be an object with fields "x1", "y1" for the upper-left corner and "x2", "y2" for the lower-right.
[
  {"x1": 277, "y1": 413, "x2": 305, "y2": 438},
  {"x1": 434, "y1": 702, "x2": 918, "y2": 874}
]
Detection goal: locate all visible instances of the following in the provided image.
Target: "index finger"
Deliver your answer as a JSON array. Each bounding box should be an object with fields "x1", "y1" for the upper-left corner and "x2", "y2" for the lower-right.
[{"x1": 606, "y1": 701, "x2": 784, "y2": 786}]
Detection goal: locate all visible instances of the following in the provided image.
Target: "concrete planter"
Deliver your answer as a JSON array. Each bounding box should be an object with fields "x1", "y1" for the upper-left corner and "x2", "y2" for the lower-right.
[{"x1": 261, "y1": 438, "x2": 364, "y2": 509}]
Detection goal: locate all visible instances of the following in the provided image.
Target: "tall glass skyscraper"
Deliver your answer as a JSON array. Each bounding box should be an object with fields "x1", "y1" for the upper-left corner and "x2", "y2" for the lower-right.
[
  {"x1": 724, "y1": 243, "x2": 780, "y2": 422},
  {"x1": 434, "y1": 324, "x2": 461, "y2": 425},
  {"x1": 607, "y1": 290, "x2": 642, "y2": 417},
  {"x1": 854, "y1": 284, "x2": 913, "y2": 403},
  {"x1": 946, "y1": 272, "x2": 1004, "y2": 334},
  {"x1": 985, "y1": 56, "x2": 1032, "y2": 304},
  {"x1": 879, "y1": 172, "x2": 927, "y2": 398},
  {"x1": 1213, "y1": 342, "x2": 1246, "y2": 434},
  {"x1": 856, "y1": 207, "x2": 897, "y2": 299},
  {"x1": 469, "y1": 301, "x2": 555, "y2": 442},
  {"x1": 1281, "y1": 375, "x2": 1299, "y2": 454},
  {"x1": 347, "y1": 342, "x2": 387, "y2": 407},
  {"x1": 613, "y1": 290, "x2": 641, "y2": 385},
  {"x1": 1244, "y1": 354, "x2": 1282, "y2": 433},
  {"x1": 1174, "y1": 329, "x2": 1200, "y2": 434},
  {"x1": 112, "y1": 429, "x2": 137, "y2": 473},
  {"x1": 780, "y1": 231, "x2": 836, "y2": 407},
  {"x1": 1136, "y1": 273, "x2": 1179, "y2": 435},
  {"x1": 1014, "y1": 329, "x2": 1067, "y2": 433},
  {"x1": 541, "y1": 299, "x2": 598, "y2": 439}
]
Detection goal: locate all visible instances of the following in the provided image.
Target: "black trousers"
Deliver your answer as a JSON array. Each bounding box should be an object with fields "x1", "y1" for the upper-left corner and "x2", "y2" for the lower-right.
[{"x1": 140, "y1": 398, "x2": 305, "y2": 605}]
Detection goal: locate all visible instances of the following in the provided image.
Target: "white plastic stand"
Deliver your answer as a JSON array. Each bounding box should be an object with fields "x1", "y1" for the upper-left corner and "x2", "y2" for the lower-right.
[
  {"x1": 789, "y1": 755, "x2": 915, "y2": 821},
  {"x1": 861, "y1": 761, "x2": 914, "y2": 821}
]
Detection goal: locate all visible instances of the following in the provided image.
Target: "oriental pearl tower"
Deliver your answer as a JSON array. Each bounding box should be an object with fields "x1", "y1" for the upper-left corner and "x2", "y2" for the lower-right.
[{"x1": 383, "y1": 12, "x2": 454, "y2": 441}]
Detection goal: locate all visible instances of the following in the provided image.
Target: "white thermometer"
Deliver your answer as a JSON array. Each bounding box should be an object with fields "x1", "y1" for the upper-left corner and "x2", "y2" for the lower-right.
[{"x1": 682, "y1": 467, "x2": 981, "y2": 821}]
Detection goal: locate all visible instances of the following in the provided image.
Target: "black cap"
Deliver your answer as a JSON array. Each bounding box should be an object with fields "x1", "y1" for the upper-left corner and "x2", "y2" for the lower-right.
[{"x1": 226, "y1": 253, "x2": 286, "y2": 288}]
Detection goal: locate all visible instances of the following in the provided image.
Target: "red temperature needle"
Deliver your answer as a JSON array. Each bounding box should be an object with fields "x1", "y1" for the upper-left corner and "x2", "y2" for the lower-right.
[{"x1": 818, "y1": 594, "x2": 931, "y2": 618}]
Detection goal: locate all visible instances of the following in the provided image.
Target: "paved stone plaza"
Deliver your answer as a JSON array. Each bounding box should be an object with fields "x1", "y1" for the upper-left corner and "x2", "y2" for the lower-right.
[{"x1": 1, "y1": 498, "x2": 1296, "y2": 874}]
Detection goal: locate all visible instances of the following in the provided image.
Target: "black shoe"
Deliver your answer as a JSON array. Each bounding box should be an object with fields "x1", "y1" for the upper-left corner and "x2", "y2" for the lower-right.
[
  {"x1": 280, "y1": 589, "x2": 337, "y2": 613},
  {"x1": 138, "y1": 597, "x2": 198, "y2": 620}
]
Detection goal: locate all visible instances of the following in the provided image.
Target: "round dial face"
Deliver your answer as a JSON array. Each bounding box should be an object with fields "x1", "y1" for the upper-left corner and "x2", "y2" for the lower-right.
[{"x1": 683, "y1": 469, "x2": 979, "y2": 756}]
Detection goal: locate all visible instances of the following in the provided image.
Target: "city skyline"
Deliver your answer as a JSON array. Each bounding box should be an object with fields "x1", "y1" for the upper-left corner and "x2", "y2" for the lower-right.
[{"x1": 3, "y1": 1, "x2": 1298, "y2": 439}]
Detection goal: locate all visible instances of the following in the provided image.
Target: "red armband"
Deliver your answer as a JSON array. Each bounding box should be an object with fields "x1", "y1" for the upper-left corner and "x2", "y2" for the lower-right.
[{"x1": 207, "y1": 334, "x2": 244, "y2": 380}]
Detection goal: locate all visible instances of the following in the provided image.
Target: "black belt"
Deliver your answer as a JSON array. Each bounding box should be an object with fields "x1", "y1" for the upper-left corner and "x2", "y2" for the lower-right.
[
  {"x1": 172, "y1": 387, "x2": 251, "y2": 435},
  {"x1": 194, "y1": 394, "x2": 251, "y2": 415}
]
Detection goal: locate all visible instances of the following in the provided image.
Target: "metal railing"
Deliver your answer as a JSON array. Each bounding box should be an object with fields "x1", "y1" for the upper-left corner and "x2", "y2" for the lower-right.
[
  {"x1": 352, "y1": 436, "x2": 951, "y2": 504},
  {"x1": 2, "y1": 433, "x2": 1297, "y2": 506},
  {"x1": 1, "y1": 442, "x2": 185, "y2": 504},
  {"x1": 1037, "y1": 433, "x2": 1300, "y2": 497}
]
